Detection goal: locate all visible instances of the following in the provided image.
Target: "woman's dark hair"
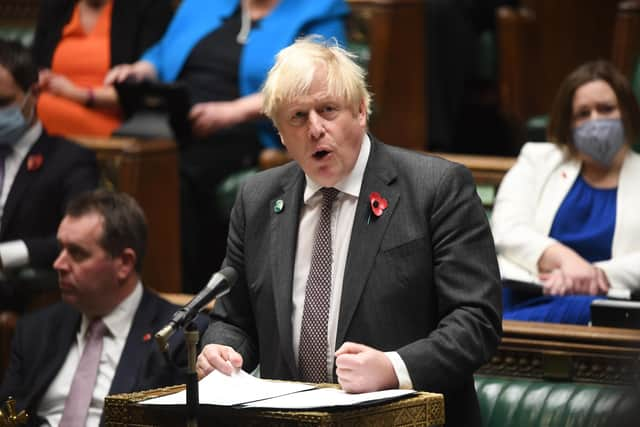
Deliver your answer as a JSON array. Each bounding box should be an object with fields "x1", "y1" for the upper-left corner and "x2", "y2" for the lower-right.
[
  {"x1": 547, "y1": 60, "x2": 640, "y2": 154},
  {"x1": 65, "y1": 189, "x2": 148, "y2": 273},
  {"x1": 0, "y1": 38, "x2": 38, "y2": 92}
]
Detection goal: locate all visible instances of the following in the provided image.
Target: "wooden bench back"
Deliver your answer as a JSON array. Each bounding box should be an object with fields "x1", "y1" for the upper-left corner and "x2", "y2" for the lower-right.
[
  {"x1": 497, "y1": 0, "x2": 620, "y2": 127},
  {"x1": 71, "y1": 136, "x2": 182, "y2": 294}
]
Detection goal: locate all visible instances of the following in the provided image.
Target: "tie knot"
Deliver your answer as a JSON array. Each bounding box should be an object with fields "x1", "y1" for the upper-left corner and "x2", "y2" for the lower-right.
[
  {"x1": 87, "y1": 318, "x2": 106, "y2": 339},
  {"x1": 320, "y1": 187, "x2": 339, "y2": 206}
]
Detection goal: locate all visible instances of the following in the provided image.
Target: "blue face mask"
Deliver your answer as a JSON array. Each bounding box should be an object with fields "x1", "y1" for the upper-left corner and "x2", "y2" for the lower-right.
[
  {"x1": 0, "y1": 93, "x2": 33, "y2": 146},
  {"x1": 572, "y1": 118, "x2": 625, "y2": 167}
]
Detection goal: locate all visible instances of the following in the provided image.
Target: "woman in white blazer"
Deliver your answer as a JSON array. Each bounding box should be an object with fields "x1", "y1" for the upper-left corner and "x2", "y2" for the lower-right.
[{"x1": 492, "y1": 60, "x2": 640, "y2": 324}]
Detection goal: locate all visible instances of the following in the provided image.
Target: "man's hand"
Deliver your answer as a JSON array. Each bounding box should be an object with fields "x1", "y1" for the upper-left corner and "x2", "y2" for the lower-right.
[
  {"x1": 335, "y1": 342, "x2": 398, "y2": 393},
  {"x1": 196, "y1": 344, "x2": 243, "y2": 380}
]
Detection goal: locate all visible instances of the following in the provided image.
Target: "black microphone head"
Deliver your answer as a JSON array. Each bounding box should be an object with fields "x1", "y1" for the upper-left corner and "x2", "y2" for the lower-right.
[{"x1": 219, "y1": 266, "x2": 239, "y2": 287}]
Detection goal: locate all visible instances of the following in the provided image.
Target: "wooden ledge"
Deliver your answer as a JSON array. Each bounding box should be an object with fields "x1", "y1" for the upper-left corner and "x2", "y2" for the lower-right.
[
  {"x1": 503, "y1": 320, "x2": 640, "y2": 347},
  {"x1": 70, "y1": 136, "x2": 177, "y2": 155}
]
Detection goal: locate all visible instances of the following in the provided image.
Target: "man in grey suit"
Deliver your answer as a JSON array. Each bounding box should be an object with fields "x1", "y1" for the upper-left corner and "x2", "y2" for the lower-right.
[{"x1": 197, "y1": 37, "x2": 502, "y2": 426}]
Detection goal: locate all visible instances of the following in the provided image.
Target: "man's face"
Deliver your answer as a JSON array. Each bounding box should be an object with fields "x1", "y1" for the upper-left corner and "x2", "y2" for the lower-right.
[
  {"x1": 275, "y1": 69, "x2": 366, "y2": 187},
  {"x1": 0, "y1": 64, "x2": 30, "y2": 114},
  {"x1": 54, "y1": 213, "x2": 123, "y2": 317}
]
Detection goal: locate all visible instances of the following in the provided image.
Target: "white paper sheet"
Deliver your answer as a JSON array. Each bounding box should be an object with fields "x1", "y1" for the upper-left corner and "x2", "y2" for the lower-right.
[
  {"x1": 498, "y1": 256, "x2": 543, "y2": 285},
  {"x1": 241, "y1": 387, "x2": 415, "y2": 409},
  {"x1": 141, "y1": 369, "x2": 315, "y2": 406},
  {"x1": 140, "y1": 368, "x2": 414, "y2": 410}
]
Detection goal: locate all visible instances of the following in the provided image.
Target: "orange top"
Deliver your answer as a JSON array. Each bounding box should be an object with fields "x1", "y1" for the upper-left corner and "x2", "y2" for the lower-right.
[{"x1": 38, "y1": 0, "x2": 121, "y2": 137}]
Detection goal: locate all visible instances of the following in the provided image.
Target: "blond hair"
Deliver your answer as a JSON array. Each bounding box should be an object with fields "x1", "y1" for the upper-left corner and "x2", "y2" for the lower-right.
[{"x1": 262, "y1": 36, "x2": 371, "y2": 124}]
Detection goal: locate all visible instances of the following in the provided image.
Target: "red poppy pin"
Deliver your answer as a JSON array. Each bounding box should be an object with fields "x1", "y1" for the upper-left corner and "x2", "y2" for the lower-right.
[
  {"x1": 368, "y1": 192, "x2": 388, "y2": 223},
  {"x1": 27, "y1": 154, "x2": 43, "y2": 171},
  {"x1": 143, "y1": 333, "x2": 152, "y2": 342}
]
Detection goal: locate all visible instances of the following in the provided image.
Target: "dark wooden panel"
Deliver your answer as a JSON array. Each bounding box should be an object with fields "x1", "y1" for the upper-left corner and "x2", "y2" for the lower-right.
[
  {"x1": 612, "y1": 0, "x2": 640, "y2": 78},
  {"x1": 497, "y1": 1, "x2": 621, "y2": 133},
  {"x1": 348, "y1": 0, "x2": 426, "y2": 151},
  {"x1": 0, "y1": 0, "x2": 39, "y2": 24},
  {"x1": 480, "y1": 320, "x2": 640, "y2": 385},
  {"x1": 72, "y1": 137, "x2": 182, "y2": 294}
]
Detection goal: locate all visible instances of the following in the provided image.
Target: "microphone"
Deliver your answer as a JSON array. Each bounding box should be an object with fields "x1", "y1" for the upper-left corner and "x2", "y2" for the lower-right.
[{"x1": 155, "y1": 266, "x2": 238, "y2": 352}]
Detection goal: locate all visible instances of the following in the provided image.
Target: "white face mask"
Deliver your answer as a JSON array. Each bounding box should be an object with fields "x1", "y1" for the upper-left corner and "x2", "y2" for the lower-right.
[
  {"x1": 0, "y1": 91, "x2": 33, "y2": 146},
  {"x1": 572, "y1": 118, "x2": 625, "y2": 167}
]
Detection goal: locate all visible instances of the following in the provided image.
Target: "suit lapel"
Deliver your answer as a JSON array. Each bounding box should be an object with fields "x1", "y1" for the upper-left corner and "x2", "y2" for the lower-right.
[
  {"x1": 29, "y1": 308, "x2": 80, "y2": 411},
  {"x1": 108, "y1": 289, "x2": 156, "y2": 395},
  {"x1": 270, "y1": 166, "x2": 306, "y2": 377},
  {"x1": 337, "y1": 140, "x2": 399, "y2": 345},
  {"x1": 1, "y1": 133, "x2": 50, "y2": 238}
]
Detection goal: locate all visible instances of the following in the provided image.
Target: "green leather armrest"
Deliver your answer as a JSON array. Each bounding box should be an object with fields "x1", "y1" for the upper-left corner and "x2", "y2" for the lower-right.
[{"x1": 475, "y1": 375, "x2": 639, "y2": 427}]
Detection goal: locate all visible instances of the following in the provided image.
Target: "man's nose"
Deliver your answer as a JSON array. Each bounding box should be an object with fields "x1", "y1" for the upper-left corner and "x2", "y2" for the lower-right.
[
  {"x1": 53, "y1": 250, "x2": 67, "y2": 271},
  {"x1": 308, "y1": 111, "x2": 325, "y2": 139}
]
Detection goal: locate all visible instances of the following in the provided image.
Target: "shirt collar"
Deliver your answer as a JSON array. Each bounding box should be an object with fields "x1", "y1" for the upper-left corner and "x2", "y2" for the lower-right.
[
  {"x1": 80, "y1": 281, "x2": 143, "y2": 339},
  {"x1": 303, "y1": 134, "x2": 371, "y2": 204},
  {"x1": 12, "y1": 121, "x2": 41, "y2": 159}
]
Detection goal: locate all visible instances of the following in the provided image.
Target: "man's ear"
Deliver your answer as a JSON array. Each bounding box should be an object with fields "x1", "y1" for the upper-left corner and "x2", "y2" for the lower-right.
[
  {"x1": 357, "y1": 99, "x2": 367, "y2": 127},
  {"x1": 278, "y1": 130, "x2": 287, "y2": 148},
  {"x1": 116, "y1": 248, "x2": 137, "y2": 281}
]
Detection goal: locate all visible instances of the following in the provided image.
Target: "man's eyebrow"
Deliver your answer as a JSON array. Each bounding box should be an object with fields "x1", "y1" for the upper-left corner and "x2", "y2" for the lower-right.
[{"x1": 61, "y1": 242, "x2": 86, "y2": 252}]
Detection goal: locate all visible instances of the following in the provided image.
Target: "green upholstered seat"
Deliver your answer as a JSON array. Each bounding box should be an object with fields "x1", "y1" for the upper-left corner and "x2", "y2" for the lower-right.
[
  {"x1": 525, "y1": 115, "x2": 549, "y2": 142},
  {"x1": 215, "y1": 167, "x2": 258, "y2": 222},
  {"x1": 475, "y1": 375, "x2": 638, "y2": 427},
  {"x1": 0, "y1": 26, "x2": 35, "y2": 46}
]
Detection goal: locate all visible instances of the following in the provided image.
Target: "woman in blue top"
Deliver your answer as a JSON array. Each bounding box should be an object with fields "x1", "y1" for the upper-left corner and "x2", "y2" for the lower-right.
[
  {"x1": 105, "y1": 0, "x2": 350, "y2": 293},
  {"x1": 491, "y1": 61, "x2": 640, "y2": 324}
]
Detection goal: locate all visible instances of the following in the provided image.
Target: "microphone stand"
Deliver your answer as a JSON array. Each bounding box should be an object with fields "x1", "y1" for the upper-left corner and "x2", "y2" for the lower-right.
[
  {"x1": 185, "y1": 321, "x2": 199, "y2": 427},
  {"x1": 154, "y1": 267, "x2": 238, "y2": 426}
]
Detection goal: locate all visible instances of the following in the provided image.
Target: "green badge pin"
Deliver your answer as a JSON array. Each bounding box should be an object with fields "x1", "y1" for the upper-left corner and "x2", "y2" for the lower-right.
[{"x1": 274, "y1": 199, "x2": 284, "y2": 213}]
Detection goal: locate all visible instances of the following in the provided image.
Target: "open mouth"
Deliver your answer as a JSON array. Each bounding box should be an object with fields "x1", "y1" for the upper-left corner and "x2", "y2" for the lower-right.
[{"x1": 313, "y1": 150, "x2": 330, "y2": 159}]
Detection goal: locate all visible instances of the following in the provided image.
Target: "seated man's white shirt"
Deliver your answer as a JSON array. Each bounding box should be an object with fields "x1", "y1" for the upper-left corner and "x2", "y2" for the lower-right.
[
  {"x1": 291, "y1": 135, "x2": 412, "y2": 389},
  {"x1": 38, "y1": 282, "x2": 143, "y2": 427},
  {"x1": 0, "y1": 122, "x2": 42, "y2": 269}
]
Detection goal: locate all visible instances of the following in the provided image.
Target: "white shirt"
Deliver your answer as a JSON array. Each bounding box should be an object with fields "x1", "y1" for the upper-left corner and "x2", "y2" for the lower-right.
[
  {"x1": 291, "y1": 135, "x2": 412, "y2": 388},
  {"x1": 38, "y1": 282, "x2": 144, "y2": 427},
  {"x1": 0, "y1": 121, "x2": 42, "y2": 269}
]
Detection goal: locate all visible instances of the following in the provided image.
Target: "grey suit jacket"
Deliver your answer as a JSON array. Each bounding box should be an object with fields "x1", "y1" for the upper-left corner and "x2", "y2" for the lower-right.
[{"x1": 203, "y1": 138, "x2": 502, "y2": 426}]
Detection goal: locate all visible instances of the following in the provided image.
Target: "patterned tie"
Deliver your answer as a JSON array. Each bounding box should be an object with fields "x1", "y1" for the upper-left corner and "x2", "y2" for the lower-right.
[
  {"x1": 298, "y1": 187, "x2": 339, "y2": 382},
  {"x1": 59, "y1": 318, "x2": 107, "y2": 427}
]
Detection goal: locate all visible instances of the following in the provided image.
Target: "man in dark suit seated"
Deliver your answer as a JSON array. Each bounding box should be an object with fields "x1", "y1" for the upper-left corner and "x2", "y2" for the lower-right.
[
  {"x1": 0, "y1": 38, "x2": 99, "y2": 311},
  {"x1": 196, "y1": 37, "x2": 502, "y2": 427},
  {"x1": 0, "y1": 189, "x2": 188, "y2": 426}
]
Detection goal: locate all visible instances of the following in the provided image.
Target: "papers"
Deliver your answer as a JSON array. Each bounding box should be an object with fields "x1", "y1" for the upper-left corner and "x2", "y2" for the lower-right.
[
  {"x1": 607, "y1": 288, "x2": 632, "y2": 300},
  {"x1": 142, "y1": 369, "x2": 314, "y2": 406},
  {"x1": 498, "y1": 256, "x2": 543, "y2": 285},
  {"x1": 243, "y1": 387, "x2": 414, "y2": 409},
  {"x1": 140, "y1": 368, "x2": 415, "y2": 410}
]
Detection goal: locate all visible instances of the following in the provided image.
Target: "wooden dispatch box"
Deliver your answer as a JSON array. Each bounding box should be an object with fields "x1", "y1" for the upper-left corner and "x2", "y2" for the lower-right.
[{"x1": 104, "y1": 384, "x2": 445, "y2": 426}]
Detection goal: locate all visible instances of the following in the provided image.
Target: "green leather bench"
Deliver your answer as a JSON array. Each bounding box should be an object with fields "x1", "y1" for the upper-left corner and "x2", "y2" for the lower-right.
[
  {"x1": 475, "y1": 374, "x2": 639, "y2": 427},
  {"x1": 475, "y1": 321, "x2": 640, "y2": 427}
]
